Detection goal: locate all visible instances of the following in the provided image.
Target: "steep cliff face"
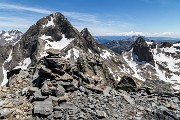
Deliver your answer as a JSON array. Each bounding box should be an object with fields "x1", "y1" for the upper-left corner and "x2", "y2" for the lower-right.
[{"x1": 132, "y1": 37, "x2": 154, "y2": 63}]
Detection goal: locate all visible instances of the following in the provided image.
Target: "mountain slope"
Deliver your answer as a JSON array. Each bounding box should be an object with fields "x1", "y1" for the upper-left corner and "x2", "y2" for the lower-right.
[{"x1": 122, "y1": 37, "x2": 180, "y2": 91}]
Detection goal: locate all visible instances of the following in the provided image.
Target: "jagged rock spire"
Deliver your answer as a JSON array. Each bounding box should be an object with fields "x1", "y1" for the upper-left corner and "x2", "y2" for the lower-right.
[{"x1": 132, "y1": 36, "x2": 154, "y2": 63}]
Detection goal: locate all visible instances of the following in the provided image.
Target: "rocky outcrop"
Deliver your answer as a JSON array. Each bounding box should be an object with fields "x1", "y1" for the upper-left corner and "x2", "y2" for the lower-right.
[
  {"x1": 116, "y1": 75, "x2": 137, "y2": 92},
  {"x1": 132, "y1": 37, "x2": 154, "y2": 63}
]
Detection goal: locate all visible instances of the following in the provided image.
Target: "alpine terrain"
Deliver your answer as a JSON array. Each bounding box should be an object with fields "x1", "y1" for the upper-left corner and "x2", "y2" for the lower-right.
[{"x1": 0, "y1": 12, "x2": 179, "y2": 120}]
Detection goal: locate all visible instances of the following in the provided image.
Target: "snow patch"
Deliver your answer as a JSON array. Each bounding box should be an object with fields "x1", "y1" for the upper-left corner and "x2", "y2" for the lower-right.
[
  {"x1": 1, "y1": 49, "x2": 13, "y2": 86},
  {"x1": 73, "y1": 48, "x2": 80, "y2": 59},
  {"x1": 42, "y1": 16, "x2": 55, "y2": 28},
  {"x1": 40, "y1": 52, "x2": 49, "y2": 58},
  {"x1": 39, "y1": 34, "x2": 52, "y2": 40},
  {"x1": 146, "y1": 41, "x2": 153, "y2": 45},
  {"x1": 108, "y1": 67, "x2": 121, "y2": 81},
  {"x1": 161, "y1": 46, "x2": 179, "y2": 53},
  {"x1": 88, "y1": 49, "x2": 92, "y2": 54},
  {"x1": 100, "y1": 50, "x2": 111, "y2": 59},
  {"x1": 173, "y1": 43, "x2": 180, "y2": 47},
  {"x1": 6, "y1": 50, "x2": 13, "y2": 62},
  {"x1": 14, "y1": 57, "x2": 31, "y2": 70},
  {"x1": 152, "y1": 47, "x2": 180, "y2": 90},
  {"x1": 123, "y1": 50, "x2": 146, "y2": 81},
  {"x1": 63, "y1": 48, "x2": 80, "y2": 60},
  {"x1": 1, "y1": 65, "x2": 8, "y2": 86},
  {"x1": 3, "y1": 32, "x2": 9, "y2": 37},
  {"x1": 40, "y1": 34, "x2": 74, "y2": 50},
  {"x1": 152, "y1": 49, "x2": 180, "y2": 72}
]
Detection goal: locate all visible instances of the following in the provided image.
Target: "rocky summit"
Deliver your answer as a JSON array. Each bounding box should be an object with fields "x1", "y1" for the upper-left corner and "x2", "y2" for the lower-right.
[{"x1": 0, "y1": 12, "x2": 180, "y2": 120}]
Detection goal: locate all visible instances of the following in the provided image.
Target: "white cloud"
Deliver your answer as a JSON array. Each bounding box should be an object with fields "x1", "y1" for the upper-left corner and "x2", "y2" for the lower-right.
[
  {"x1": 0, "y1": 3, "x2": 53, "y2": 14},
  {"x1": 0, "y1": 16, "x2": 33, "y2": 30},
  {"x1": 0, "y1": 3, "x2": 98, "y2": 23},
  {"x1": 105, "y1": 31, "x2": 180, "y2": 37},
  {"x1": 62, "y1": 12, "x2": 98, "y2": 23}
]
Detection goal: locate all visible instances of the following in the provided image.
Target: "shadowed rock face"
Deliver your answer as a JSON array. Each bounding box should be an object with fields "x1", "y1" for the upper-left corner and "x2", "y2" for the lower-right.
[{"x1": 132, "y1": 37, "x2": 154, "y2": 63}]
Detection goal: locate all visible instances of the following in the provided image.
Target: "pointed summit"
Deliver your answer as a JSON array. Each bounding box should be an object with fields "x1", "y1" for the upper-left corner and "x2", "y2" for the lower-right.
[
  {"x1": 132, "y1": 36, "x2": 154, "y2": 63},
  {"x1": 133, "y1": 36, "x2": 146, "y2": 45},
  {"x1": 81, "y1": 28, "x2": 91, "y2": 38},
  {"x1": 80, "y1": 28, "x2": 95, "y2": 43}
]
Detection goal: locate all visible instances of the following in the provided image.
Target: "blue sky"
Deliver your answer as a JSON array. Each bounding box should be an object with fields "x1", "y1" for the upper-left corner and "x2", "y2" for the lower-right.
[{"x1": 0, "y1": 0, "x2": 180, "y2": 37}]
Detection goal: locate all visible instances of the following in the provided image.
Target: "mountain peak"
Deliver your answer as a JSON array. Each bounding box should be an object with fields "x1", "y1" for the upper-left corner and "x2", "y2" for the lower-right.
[
  {"x1": 80, "y1": 28, "x2": 92, "y2": 38},
  {"x1": 134, "y1": 36, "x2": 146, "y2": 44},
  {"x1": 132, "y1": 36, "x2": 154, "y2": 63}
]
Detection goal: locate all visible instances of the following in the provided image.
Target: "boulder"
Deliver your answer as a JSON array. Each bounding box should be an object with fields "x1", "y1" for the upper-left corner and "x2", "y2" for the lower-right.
[
  {"x1": 55, "y1": 85, "x2": 65, "y2": 97},
  {"x1": 28, "y1": 87, "x2": 39, "y2": 96},
  {"x1": 33, "y1": 98, "x2": 53, "y2": 117},
  {"x1": 46, "y1": 48, "x2": 61, "y2": 56},
  {"x1": 0, "y1": 108, "x2": 14, "y2": 119},
  {"x1": 33, "y1": 89, "x2": 48, "y2": 101},
  {"x1": 41, "y1": 82, "x2": 56, "y2": 96},
  {"x1": 65, "y1": 79, "x2": 79, "y2": 92},
  {"x1": 56, "y1": 73, "x2": 73, "y2": 82},
  {"x1": 54, "y1": 111, "x2": 63, "y2": 119},
  {"x1": 96, "y1": 110, "x2": 107, "y2": 118},
  {"x1": 116, "y1": 76, "x2": 137, "y2": 92}
]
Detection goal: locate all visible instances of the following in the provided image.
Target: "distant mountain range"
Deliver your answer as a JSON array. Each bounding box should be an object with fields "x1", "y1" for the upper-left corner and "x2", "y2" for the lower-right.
[
  {"x1": 0, "y1": 30, "x2": 23, "y2": 45},
  {"x1": 95, "y1": 36, "x2": 180, "y2": 43}
]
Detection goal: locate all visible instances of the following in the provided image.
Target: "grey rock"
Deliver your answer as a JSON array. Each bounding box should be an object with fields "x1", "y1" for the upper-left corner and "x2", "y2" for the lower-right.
[
  {"x1": 55, "y1": 85, "x2": 65, "y2": 97},
  {"x1": 41, "y1": 82, "x2": 56, "y2": 96},
  {"x1": 65, "y1": 79, "x2": 79, "y2": 92},
  {"x1": 59, "y1": 102, "x2": 77, "y2": 113},
  {"x1": 0, "y1": 100, "x2": 5, "y2": 107},
  {"x1": 33, "y1": 98, "x2": 53, "y2": 117},
  {"x1": 28, "y1": 87, "x2": 39, "y2": 95},
  {"x1": 0, "y1": 108, "x2": 14, "y2": 119},
  {"x1": 96, "y1": 110, "x2": 107, "y2": 118},
  {"x1": 33, "y1": 89, "x2": 48, "y2": 101},
  {"x1": 103, "y1": 86, "x2": 112, "y2": 96},
  {"x1": 54, "y1": 111, "x2": 63, "y2": 119}
]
